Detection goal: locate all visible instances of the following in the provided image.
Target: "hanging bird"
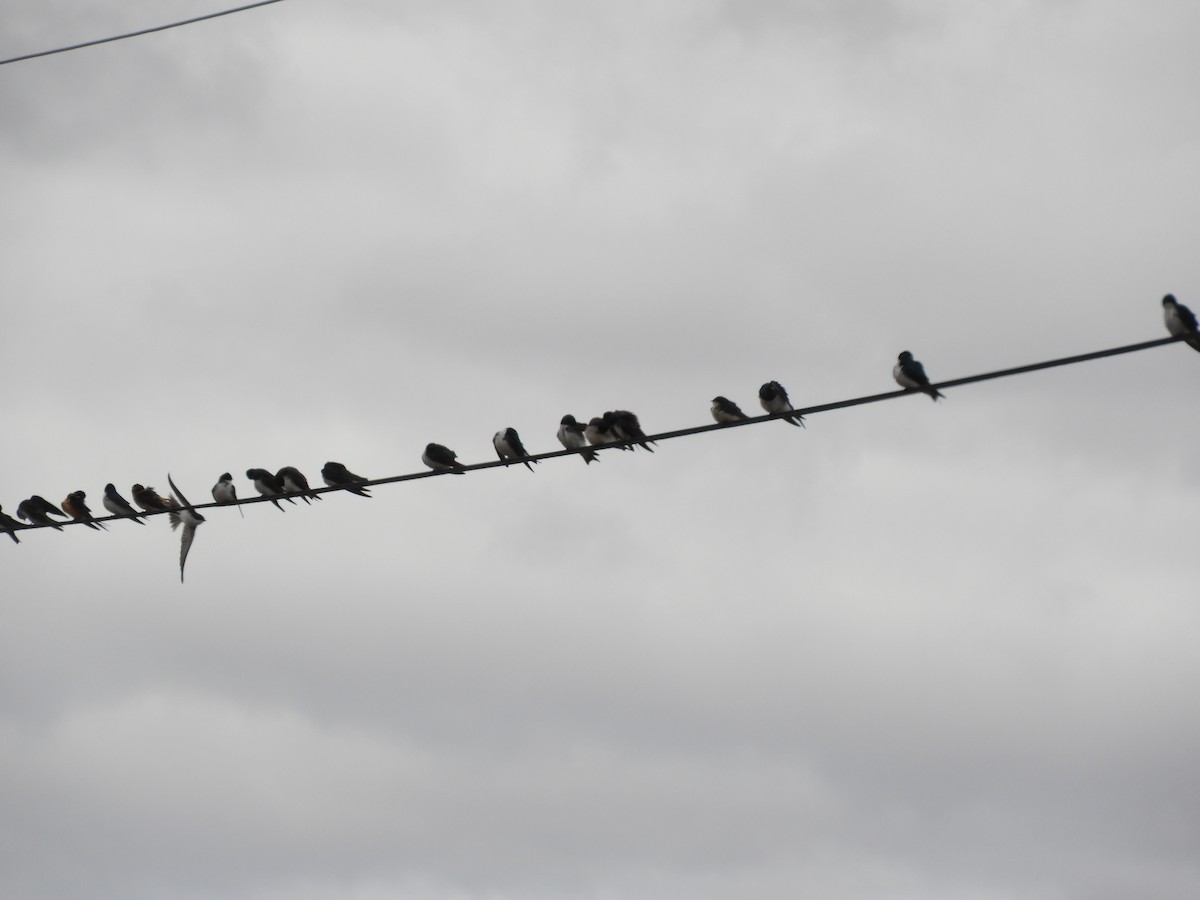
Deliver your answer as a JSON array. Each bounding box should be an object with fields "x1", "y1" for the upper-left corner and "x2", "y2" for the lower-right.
[
  {"x1": 758, "y1": 381, "x2": 804, "y2": 427},
  {"x1": 212, "y1": 473, "x2": 244, "y2": 518},
  {"x1": 167, "y1": 474, "x2": 205, "y2": 584},
  {"x1": 62, "y1": 491, "x2": 107, "y2": 530},
  {"x1": 246, "y1": 468, "x2": 291, "y2": 511},
  {"x1": 711, "y1": 396, "x2": 749, "y2": 424},
  {"x1": 321, "y1": 462, "x2": 371, "y2": 497},
  {"x1": 277, "y1": 466, "x2": 321, "y2": 504},
  {"x1": 132, "y1": 484, "x2": 176, "y2": 513},
  {"x1": 493, "y1": 427, "x2": 537, "y2": 472},
  {"x1": 1162, "y1": 294, "x2": 1200, "y2": 352},
  {"x1": 422, "y1": 443, "x2": 465, "y2": 473},
  {"x1": 0, "y1": 505, "x2": 25, "y2": 543},
  {"x1": 17, "y1": 496, "x2": 68, "y2": 530},
  {"x1": 893, "y1": 351, "x2": 944, "y2": 401},
  {"x1": 103, "y1": 484, "x2": 146, "y2": 524},
  {"x1": 557, "y1": 415, "x2": 598, "y2": 464}
]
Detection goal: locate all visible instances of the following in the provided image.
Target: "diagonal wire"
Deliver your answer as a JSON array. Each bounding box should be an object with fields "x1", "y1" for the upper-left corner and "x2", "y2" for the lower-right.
[
  {"x1": 0, "y1": 0, "x2": 288, "y2": 66},
  {"x1": 6, "y1": 333, "x2": 1188, "y2": 532}
]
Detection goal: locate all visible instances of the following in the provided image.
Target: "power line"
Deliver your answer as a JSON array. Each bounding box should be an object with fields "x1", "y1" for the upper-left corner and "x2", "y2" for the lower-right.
[
  {"x1": 8, "y1": 332, "x2": 1186, "y2": 533},
  {"x1": 0, "y1": 0, "x2": 288, "y2": 66}
]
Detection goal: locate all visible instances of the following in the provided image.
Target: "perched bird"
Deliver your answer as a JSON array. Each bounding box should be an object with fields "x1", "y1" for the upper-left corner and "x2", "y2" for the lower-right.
[
  {"x1": 132, "y1": 484, "x2": 176, "y2": 513},
  {"x1": 1162, "y1": 294, "x2": 1200, "y2": 352},
  {"x1": 711, "y1": 396, "x2": 749, "y2": 424},
  {"x1": 422, "y1": 442, "x2": 465, "y2": 473},
  {"x1": 321, "y1": 462, "x2": 371, "y2": 497},
  {"x1": 277, "y1": 466, "x2": 321, "y2": 504},
  {"x1": 493, "y1": 427, "x2": 536, "y2": 472},
  {"x1": 246, "y1": 468, "x2": 291, "y2": 511},
  {"x1": 167, "y1": 474, "x2": 206, "y2": 584},
  {"x1": 103, "y1": 483, "x2": 146, "y2": 524},
  {"x1": 557, "y1": 414, "x2": 598, "y2": 464},
  {"x1": 212, "y1": 473, "x2": 244, "y2": 518},
  {"x1": 604, "y1": 410, "x2": 655, "y2": 452},
  {"x1": 17, "y1": 496, "x2": 68, "y2": 530},
  {"x1": 893, "y1": 351, "x2": 944, "y2": 401},
  {"x1": 0, "y1": 505, "x2": 25, "y2": 543},
  {"x1": 585, "y1": 416, "x2": 618, "y2": 448},
  {"x1": 62, "y1": 491, "x2": 107, "y2": 530},
  {"x1": 758, "y1": 381, "x2": 804, "y2": 427}
]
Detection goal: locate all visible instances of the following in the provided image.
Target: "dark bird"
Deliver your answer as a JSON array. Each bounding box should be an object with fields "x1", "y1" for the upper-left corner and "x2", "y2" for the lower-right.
[
  {"x1": 493, "y1": 427, "x2": 536, "y2": 472},
  {"x1": 62, "y1": 491, "x2": 107, "y2": 530},
  {"x1": 167, "y1": 474, "x2": 206, "y2": 584},
  {"x1": 0, "y1": 505, "x2": 25, "y2": 543},
  {"x1": 758, "y1": 381, "x2": 804, "y2": 427},
  {"x1": 604, "y1": 410, "x2": 655, "y2": 452},
  {"x1": 557, "y1": 415, "x2": 598, "y2": 464},
  {"x1": 893, "y1": 351, "x2": 944, "y2": 401},
  {"x1": 321, "y1": 462, "x2": 371, "y2": 497},
  {"x1": 212, "y1": 473, "x2": 244, "y2": 518},
  {"x1": 422, "y1": 443, "x2": 465, "y2": 473},
  {"x1": 711, "y1": 396, "x2": 749, "y2": 424},
  {"x1": 132, "y1": 484, "x2": 177, "y2": 513},
  {"x1": 103, "y1": 484, "x2": 146, "y2": 524},
  {"x1": 277, "y1": 466, "x2": 321, "y2": 504},
  {"x1": 246, "y1": 468, "x2": 291, "y2": 511},
  {"x1": 585, "y1": 416, "x2": 618, "y2": 448},
  {"x1": 1162, "y1": 294, "x2": 1200, "y2": 352},
  {"x1": 17, "y1": 496, "x2": 68, "y2": 530}
]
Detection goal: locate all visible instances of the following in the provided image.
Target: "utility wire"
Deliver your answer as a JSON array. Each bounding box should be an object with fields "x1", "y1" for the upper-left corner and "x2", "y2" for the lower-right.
[
  {"x1": 7, "y1": 333, "x2": 1187, "y2": 532},
  {"x1": 0, "y1": 0, "x2": 287, "y2": 66}
]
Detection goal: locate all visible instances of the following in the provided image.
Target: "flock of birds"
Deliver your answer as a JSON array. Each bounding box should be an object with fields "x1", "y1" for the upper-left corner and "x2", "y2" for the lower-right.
[{"x1": 3, "y1": 295, "x2": 1197, "y2": 583}]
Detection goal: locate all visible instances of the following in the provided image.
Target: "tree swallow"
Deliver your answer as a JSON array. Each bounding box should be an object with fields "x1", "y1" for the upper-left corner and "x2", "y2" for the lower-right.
[
  {"x1": 246, "y1": 468, "x2": 291, "y2": 511},
  {"x1": 0, "y1": 505, "x2": 25, "y2": 543},
  {"x1": 132, "y1": 484, "x2": 177, "y2": 513},
  {"x1": 758, "y1": 381, "x2": 804, "y2": 427},
  {"x1": 277, "y1": 466, "x2": 321, "y2": 504},
  {"x1": 321, "y1": 462, "x2": 371, "y2": 497},
  {"x1": 585, "y1": 416, "x2": 617, "y2": 448},
  {"x1": 711, "y1": 396, "x2": 749, "y2": 424},
  {"x1": 893, "y1": 351, "x2": 944, "y2": 401},
  {"x1": 103, "y1": 483, "x2": 146, "y2": 524},
  {"x1": 558, "y1": 414, "x2": 598, "y2": 464},
  {"x1": 167, "y1": 474, "x2": 205, "y2": 584},
  {"x1": 422, "y1": 443, "x2": 465, "y2": 473},
  {"x1": 604, "y1": 410, "x2": 655, "y2": 452},
  {"x1": 493, "y1": 427, "x2": 537, "y2": 472},
  {"x1": 62, "y1": 491, "x2": 107, "y2": 530},
  {"x1": 17, "y1": 496, "x2": 68, "y2": 530},
  {"x1": 211, "y1": 473, "x2": 244, "y2": 518},
  {"x1": 1162, "y1": 294, "x2": 1200, "y2": 352}
]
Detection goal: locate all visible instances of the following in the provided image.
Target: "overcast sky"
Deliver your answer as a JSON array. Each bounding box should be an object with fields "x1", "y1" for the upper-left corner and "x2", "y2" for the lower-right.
[{"x1": 2, "y1": 2, "x2": 1199, "y2": 898}]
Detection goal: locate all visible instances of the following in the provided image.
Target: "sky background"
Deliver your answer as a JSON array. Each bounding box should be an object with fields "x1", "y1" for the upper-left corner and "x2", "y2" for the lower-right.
[{"x1": 2, "y1": 1, "x2": 1199, "y2": 898}]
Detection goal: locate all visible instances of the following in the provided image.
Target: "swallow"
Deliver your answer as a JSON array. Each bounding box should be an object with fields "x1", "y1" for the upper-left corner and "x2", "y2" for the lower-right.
[
  {"x1": 493, "y1": 427, "x2": 537, "y2": 471},
  {"x1": 758, "y1": 381, "x2": 804, "y2": 427},
  {"x1": 604, "y1": 410, "x2": 655, "y2": 452},
  {"x1": 211, "y1": 472, "x2": 244, "y2": 518},
  {"x1": 62, "y1": 491, "x2": 108, "y2": 530},
  {"x1": 17, "y1": 496, "x2": 68, "y2": 530},
  {"x1": 167, "y1": 474, "x2": 206, "y2": 584},
  {"x1": 321, "y1": 462, "x2": 371, "y2": 497},
  {"x1": 711, "y1": 396, "x2": 749, "y2": 424},
  {"x1": 132, "y1": 484, "x2": 177, "y2": 513},
  {"x1": 1162, "y1": 294, "x2": 1200, "y2": 352},
  {"x1": 0, "y1": 505, "x2": 25, "y2": 543},
  {"x1": 277, "y1": 466, "x2": 321, "y2": 504},
  {"x1": 422, "y1": 443, "x2": 465, "y2": 473},
  {"x1": 585, "y1": 416, "x2": 617, "y2": 448},
  {"x1": 246, "y1": 468, "x2": 292, "y2": 510},
  {"x1": 893, "y1": 351, "x2": 944, "y2": 401},
  {"x1": 558, "y1": 414, "x2": 598, "y2": 464},
  {"x1": 103, "y1": 483, "x2": 146, "y2": 524}
]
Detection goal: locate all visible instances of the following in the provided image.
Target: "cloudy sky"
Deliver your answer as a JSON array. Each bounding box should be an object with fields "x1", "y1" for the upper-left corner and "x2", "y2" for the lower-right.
[{"x1": 2, "y1": 1, "x2": 1199, "y2": 898}]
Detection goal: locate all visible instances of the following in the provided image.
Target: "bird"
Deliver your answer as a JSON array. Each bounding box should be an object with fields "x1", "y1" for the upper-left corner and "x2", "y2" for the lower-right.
[
  {"x1": 557, "y1": 414, "x2": 598, "y2": 464},
  {"x1": 422, "y1": 443, "x2": 465, "y2": 473},
  {"x1": 585, "y1": 416, "x2": 618, "y2": 448},
  {"x1": 167, "y1": 474, "x2": 205, "y2": 584},
  {"x1": 893, "y1": 351, "x2": 944, "y2": 401},
  {"x1": 17, "y1": 496, "x2": 68, "y2": 530},
  {"x1": 321, "y1": 462, "x2": 371, "y2": 497},
  {"x1": 62, "y1": 491, "x2": 107, "y2": 530},
  {"x1": 604, "y1": 410, "x2": 655, "y2": 452},
  {"x1": 212, "y1": 473, "x2": 244, "y2": 518},
  {"x1": 493, "y1": 427, "x2": 536, "y2": 472},
  {"x1": 103, "y1": 483, "x2": 146, "y2": 524},
  {"x1": 246, "y1": 468, "x2": 291, "y2": 511},
  {"x1": 277, "y1": 466, "x2": 321, "y2": 504},
  {"x1": 758, "y1": 381, "x2": 804, "y2": 427},
  {"x1": 132, "y1": 484, "x2": 176, "y2": 513},
  {"x1": 0, "y1": 505, "x2": 25, "y2": 543},
  {"x1": 711, "y1": 396, "x2": 749, "y2": 424},
  {"x1": 1162, "y1": 294, "x2": 1200, "y2": 352}
]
